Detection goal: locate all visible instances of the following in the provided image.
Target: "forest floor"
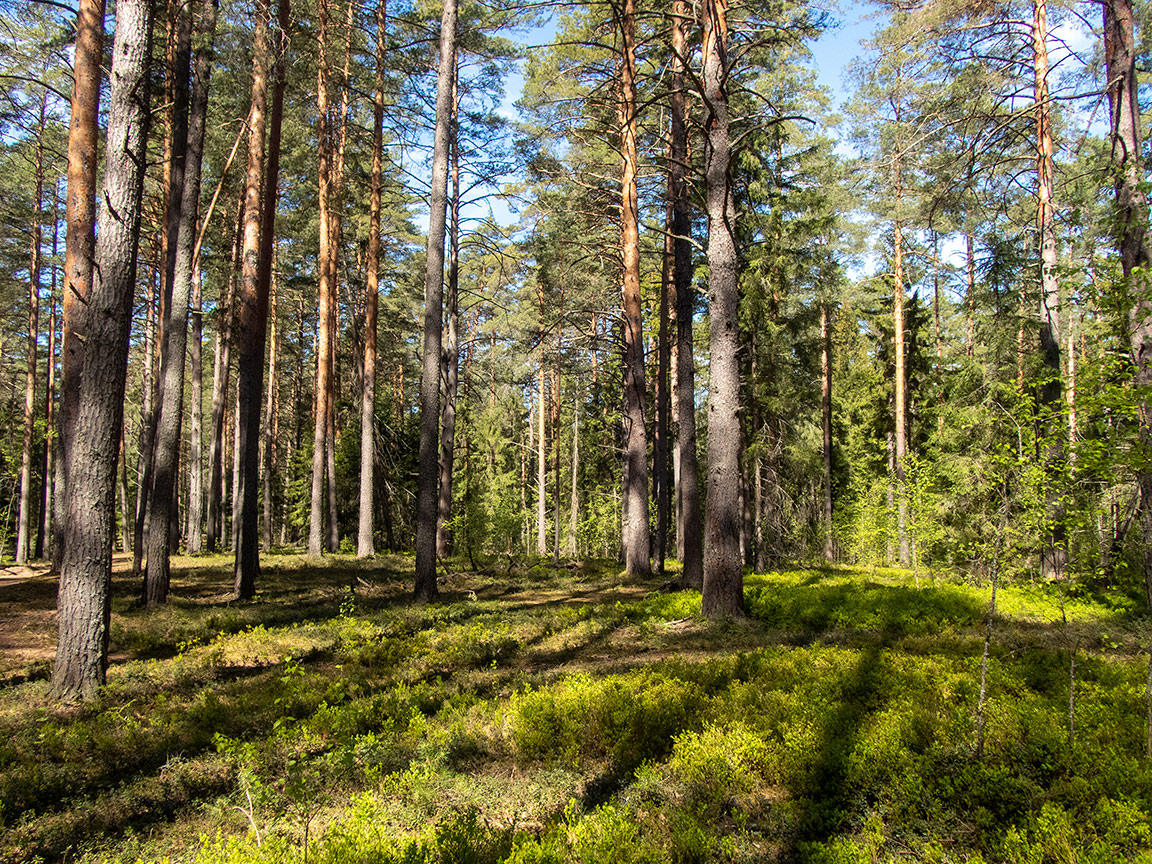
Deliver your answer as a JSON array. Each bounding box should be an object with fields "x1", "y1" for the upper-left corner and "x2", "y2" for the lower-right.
[{"x1": 2, "y1": 553, "x2": 1152, "y2": 863}]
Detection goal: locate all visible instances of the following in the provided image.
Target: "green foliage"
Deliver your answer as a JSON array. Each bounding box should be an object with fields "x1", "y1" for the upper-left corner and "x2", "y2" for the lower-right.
[{"x1": 7, "y1": 560, "x2": 1152, "y2": 863}]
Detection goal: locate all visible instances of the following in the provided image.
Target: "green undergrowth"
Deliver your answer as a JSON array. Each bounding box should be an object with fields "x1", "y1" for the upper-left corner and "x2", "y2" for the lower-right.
[{"x1": 3, "y1": 555, "x2": 1152, "y2": 863}]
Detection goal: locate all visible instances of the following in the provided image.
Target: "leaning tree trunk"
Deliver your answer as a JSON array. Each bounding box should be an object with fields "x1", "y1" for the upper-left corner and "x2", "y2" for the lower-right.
[
  {"x1": 144, "y1": 0, "x2": 219, "y2": 605},
  {"x1": 234, "y1": 0, "x2": 287, "y2": 598},
  {"x1": 618, "y1": 0, "x2": 650, "y2": 578},
  {"x1": 1034, "y1": 0, "x2": 1067, "y2": 582},
  {"x1": 17, "y1": 93, "x2": 45, "y2": 564},
  {"x1": 670, "y1": 0, "x2": 702, "y2": 588},
  {"x1": 53, "y1": 0, "x2": 151, "y2": 700},
  {"x1": 1104, "y1": 0, "x2": 1152, "y2": 606},
  {"x1": 413, "y1": 0, "x2": 457, "y2": 602},
  {"x1": 358, "y1": 0, "x2": 386, "y2": 558},
  {"x1": 700, "y1": 0, "x2": 744, "y2": 618}
]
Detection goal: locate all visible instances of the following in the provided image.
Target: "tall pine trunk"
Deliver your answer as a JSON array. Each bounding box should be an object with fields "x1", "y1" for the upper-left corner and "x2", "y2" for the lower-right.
[
  {"x1": 1103, "y1": 0, "x2": 1152, "y2": 605},
  {"x1": 53, "y1": 0, "x2": 151, "y2": 700},
  {"x1": 821, "y1": 302, "x2": 834, "y2": 562},
  {"x1": 700, "y1": 0, "x2": 744, "y2": 617},
  {"x1": 144, "y1": 0, "x2": 219, "y2": 604},
  {"x1": 261, "y1": 282, "x2": 278, "y2": 550},
  {"x1": 37, "y1": 186, "x2": 59, "y2": 561},
  {"x1": 437, "y1": 61, "x2": 460, "y2": 559},
  {"x1": 414, "y1": 0, "x2": 457, "y2": 602},
  {"x1": 234, "y1": 0, "x2": 288, "y2": 597},
  {"x1": 17, "y1": 93, "x2": 45, "y2": 564},
  {"x1": 653, "y1": 173, "x2": 671, "y2": 575},
  {"x1": 618, "y1": 0, "x2": 650, "y2": 577},
  {"x1": 186, "y1": 266, "x2": 203, "y2": 552},
  {"x1": 894, "y1": 201, "x2": 909, "y2": 568},
  {"x1": 309, "y1": 0, "x2": 335, "y2": 557},
  {"x1": 357, "y1": 0, "x2": 386, "y2": 558},
  {"x1": 205, "y1": 196, "x2": 243, "y2": 552},
  {"x1": 1034, "y1": 0, "x2": 1067, "y2": 581},
  {"x1": 670, "y1": 0, "x2": 702, "y2": 588}
]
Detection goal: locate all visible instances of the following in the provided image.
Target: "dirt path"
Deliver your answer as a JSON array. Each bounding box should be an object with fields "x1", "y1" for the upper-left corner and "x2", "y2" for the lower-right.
[{"x1": 0, "y1": 562, "x2": 59, "y2": 679}]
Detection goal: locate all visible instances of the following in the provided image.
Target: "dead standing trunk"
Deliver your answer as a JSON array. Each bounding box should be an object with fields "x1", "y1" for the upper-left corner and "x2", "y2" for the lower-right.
[
  {"x1": 700, "y1": 0, "x2": 744, "y2": 618},
  {"x1": 414, "y1": 0, "x2": 457, "y2": 601},
  {"x1": 53, "y1": 0, "x2": 152, "y2": 700}
]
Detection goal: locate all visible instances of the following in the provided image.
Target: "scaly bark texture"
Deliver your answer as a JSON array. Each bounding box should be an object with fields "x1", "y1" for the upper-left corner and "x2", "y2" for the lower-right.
[
  {"x1": 144, "y1": 0, "x2": 220, "y2": 605},
  {"x1": 618, "y1": 0, "x2": 650, "y2": 577},
  {"x1": 1103, "y1": 0, "x2": 1152, "y2": 606},
  {"x1": 358, "y1": 0, "x2": 386, "y2": 558},
  {"x1": 54, "y1": 0, "x2": 152, "y2": 700},
  {"x1": 670, "y1": 0, "x2": 702, "y2": 589},
  {"x1": 1033, "y1": 0, "x2": 1067, "y2": 581},
  {"x1": 234, "y1": 0, "x2": 288, "y2": 598},
  {"x1": 700, "y1": 0, "x2": 744, "y2": 618},
  {"x1": 414, "y1": 0, "x2": 457, "y2": 602}
]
